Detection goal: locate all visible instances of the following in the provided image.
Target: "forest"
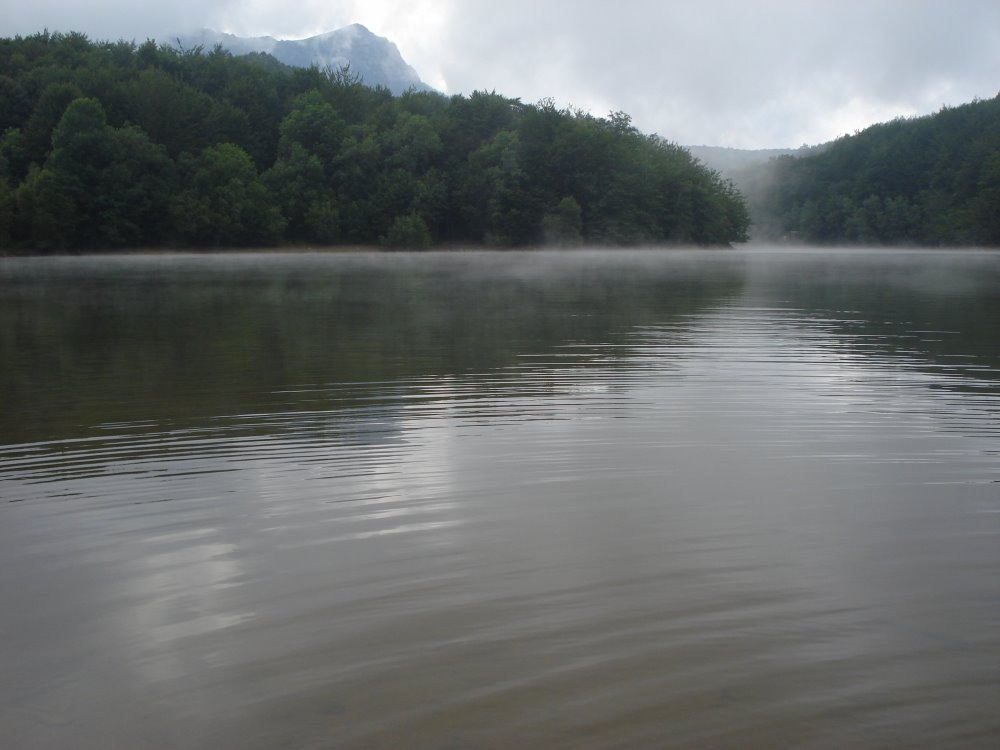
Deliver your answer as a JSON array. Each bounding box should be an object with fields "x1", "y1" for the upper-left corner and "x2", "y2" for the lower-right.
[
  {"x1": 757, "y1": 95, "x2": 1000, "y2": 246},
  {"x1": 0, "y1": 32, "x2": 750, "y2": 252}
]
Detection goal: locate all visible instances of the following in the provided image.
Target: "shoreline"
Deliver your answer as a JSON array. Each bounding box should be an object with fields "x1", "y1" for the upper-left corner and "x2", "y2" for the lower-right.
[
  {"x1": 0, "y1": 242, "x2": 741, "y2": 258},
  {"x1": 5, "y1": 243, "x2": 996, "y2": 260}
]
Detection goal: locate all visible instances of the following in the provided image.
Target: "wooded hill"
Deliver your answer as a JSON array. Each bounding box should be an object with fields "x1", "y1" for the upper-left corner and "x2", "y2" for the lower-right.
[
  {"x1": 759, "y1": 95, "x2": 1000, "y2": 245},
  {"x1": 0, "y1": 32, "x2": 750, "y2": 252}
]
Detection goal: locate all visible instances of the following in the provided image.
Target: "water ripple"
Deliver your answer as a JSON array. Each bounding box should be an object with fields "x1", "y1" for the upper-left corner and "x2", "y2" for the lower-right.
[{"x1": 2, "y1": 250, "x2": 1000, "y2": 748}]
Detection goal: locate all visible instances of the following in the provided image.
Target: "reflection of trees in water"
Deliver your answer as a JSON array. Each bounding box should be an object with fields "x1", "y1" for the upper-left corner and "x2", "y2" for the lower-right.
[{"x1": 0, "y1": 253, "x2": 744, "y2": 445}]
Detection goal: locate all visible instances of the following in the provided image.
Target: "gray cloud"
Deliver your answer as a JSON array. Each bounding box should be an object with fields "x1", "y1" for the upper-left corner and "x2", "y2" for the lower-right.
[
  {"x1": 429, "y1": 1, "x2": 1000, "y2": 147},
  {"x1": 1, "y1": 0, "x2": 227, "y2": 41},
  {"x1": 3, "y1": 1, "x2": 998, "y2": 148}
]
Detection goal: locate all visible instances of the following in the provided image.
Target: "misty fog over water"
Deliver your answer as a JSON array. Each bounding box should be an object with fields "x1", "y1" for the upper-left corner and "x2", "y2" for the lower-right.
[{"x1": 1, "y1": 247, "x2": 999, "y2": 748}]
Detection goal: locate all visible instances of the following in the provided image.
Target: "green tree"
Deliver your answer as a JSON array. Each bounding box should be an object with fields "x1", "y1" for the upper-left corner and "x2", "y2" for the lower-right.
[
  {"x1": 18, "y1": 82, "x2": 81, "y2": 176},
  {"x1": 263, "y1": 143, "x2": 339, "y2": 243},
  {"x1": 542, "y1": 196, "x2": 583, "y2": 245},
  {"x1": 0, "y1": 153, "x2": 14, "y2": 250},
  {"x1": 972, "y1": 152, "x2": 1000, "y2": 245},
  {"x1": 39, "y1": 97, "x2": 175, "y2": 248},
  {"x1": 382, "y1": 111, "x2": 442, "y2": 172},
  {"x1": 123, "y1": 68, "x2": 222, "y2": 158},
  {"x1": 381, "y1": 212, "x2": 432, "y2": 249},
  {"x1": 0, "y1": 31, "x2": 753, "y2": 251},
  {"x1": 277, "y1": 92, "x2": 347, "y2": 164},
  {"x1": 12, "y1": 164, "x2": 77, "y2": 250},
  {"x1": 762, "y1": 95, "x2": 1000, "y2": 245},
  {"x1": 171, "y1": 142, "x2": 285, "y2": 246}
]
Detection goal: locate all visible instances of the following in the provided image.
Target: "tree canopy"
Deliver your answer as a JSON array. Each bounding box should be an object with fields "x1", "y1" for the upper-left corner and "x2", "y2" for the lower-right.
[
  {"x1": 0, "y1": 31, "x2": 749, "y2": 252},
  {"x1": 757, "y1": 95, "x2": 1000, "y2": 246}
]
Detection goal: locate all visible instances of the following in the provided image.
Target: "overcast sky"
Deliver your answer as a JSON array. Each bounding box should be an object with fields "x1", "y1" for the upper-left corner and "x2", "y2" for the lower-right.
[{"x1": 4, "y1": 1, "x2": 999, "y2": 148}]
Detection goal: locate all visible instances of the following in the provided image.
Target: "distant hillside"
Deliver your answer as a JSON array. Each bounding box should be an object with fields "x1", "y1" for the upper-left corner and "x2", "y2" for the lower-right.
[
  {"x1": 173, "y1": 25, "x2": 432, "y2": 95},
  {"x1": 687, "y1": 145, "x2": 829, "y2": 241},
  {"x1": 760, "y1": 96, "x2": 1000, "y2": 245},
  {"x1": 687, "y1": 145, "x2": 802, "y2": 175}
]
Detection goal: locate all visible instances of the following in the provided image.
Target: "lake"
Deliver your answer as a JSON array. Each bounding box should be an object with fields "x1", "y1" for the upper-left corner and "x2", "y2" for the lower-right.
[{"x1": 1, "y1": 248, "x2": 999, "y2": 749}]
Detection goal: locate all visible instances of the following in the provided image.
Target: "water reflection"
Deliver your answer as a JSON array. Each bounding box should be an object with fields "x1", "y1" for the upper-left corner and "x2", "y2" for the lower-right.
[{"x1": 1, "y1": 249, "x2": 999, "y2": 748}]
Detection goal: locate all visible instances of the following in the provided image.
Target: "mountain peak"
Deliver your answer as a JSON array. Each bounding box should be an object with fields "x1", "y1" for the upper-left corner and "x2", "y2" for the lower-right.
[{"x1": 172, "y1": 25, "x2": 432, "y2": 95}]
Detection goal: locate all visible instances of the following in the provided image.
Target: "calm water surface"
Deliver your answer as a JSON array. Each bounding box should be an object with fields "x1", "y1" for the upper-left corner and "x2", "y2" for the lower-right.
[{"x1": 1, "y1": 248, "x2": 999, "y2": 748}]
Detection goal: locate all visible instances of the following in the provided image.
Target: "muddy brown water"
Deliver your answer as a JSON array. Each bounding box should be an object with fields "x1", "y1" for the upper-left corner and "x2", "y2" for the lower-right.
[{"x1": 2, "y1": 248, "x2": 999, "y2": 748}]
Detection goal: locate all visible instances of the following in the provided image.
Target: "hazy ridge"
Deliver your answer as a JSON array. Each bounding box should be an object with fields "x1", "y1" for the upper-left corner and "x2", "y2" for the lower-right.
[{"x1": 172, "y1": 25, "x2": 433, "y2": 95}]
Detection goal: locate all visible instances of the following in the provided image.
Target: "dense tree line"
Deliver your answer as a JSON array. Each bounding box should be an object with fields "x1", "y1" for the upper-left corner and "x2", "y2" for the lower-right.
[
  {"x1": 0, "y1": 32, "x2": 749, "y2": 252},
  {"x1": 760, "y1": 95, "x2": 1000, "y2": 245}
]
